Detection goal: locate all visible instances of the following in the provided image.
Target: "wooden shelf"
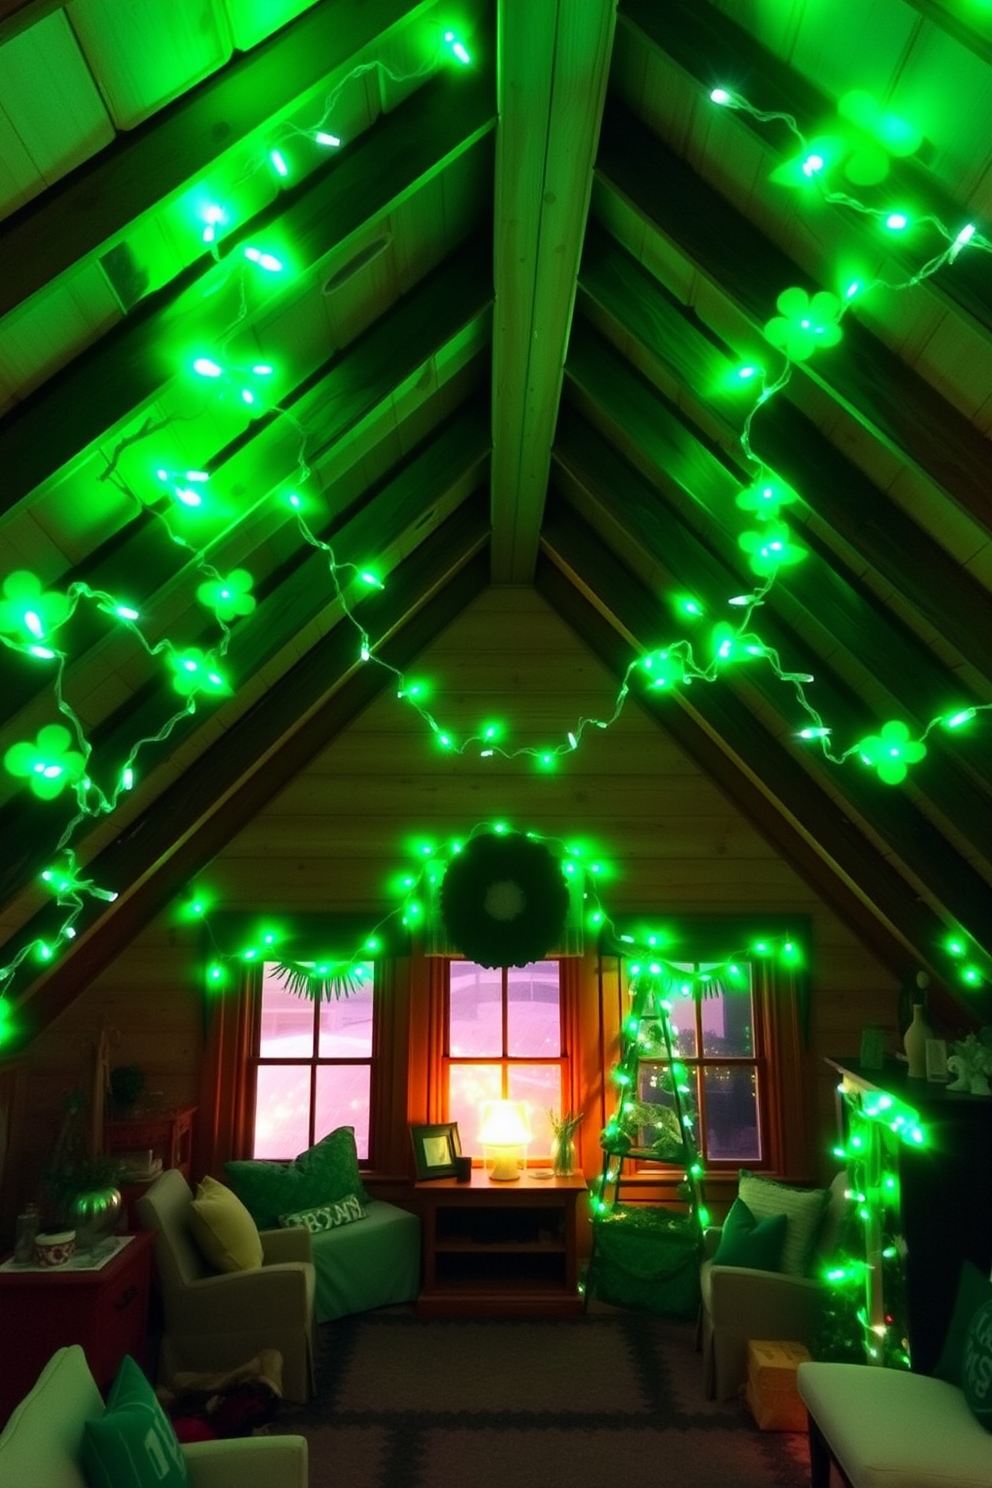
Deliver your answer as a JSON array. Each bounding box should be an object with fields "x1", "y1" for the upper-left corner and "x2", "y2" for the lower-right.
[{"x1": 415, "y1": 1171, "x2": 586, "y2": 1318}]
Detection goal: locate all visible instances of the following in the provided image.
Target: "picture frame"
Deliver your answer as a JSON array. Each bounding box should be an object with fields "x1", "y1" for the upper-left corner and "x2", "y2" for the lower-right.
[
  {"x1": 410, "y1": 1122, "x2": 462, "y2": 1181},
  {"x1": 925, "y1": 1038, "x2": 949, "y2": 1083}
]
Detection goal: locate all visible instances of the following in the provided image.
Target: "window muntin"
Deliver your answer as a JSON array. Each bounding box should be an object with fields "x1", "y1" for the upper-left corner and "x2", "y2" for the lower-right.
[
  {"x1": 252, "y1": 962, "x2": 374, "y2": 1159},
  {"x1": 635, "y1": 961, "x2": 762, "y2": 1165},
  {"x1": 445, "y1": 960, "x2": 564, "y2": 1156}
]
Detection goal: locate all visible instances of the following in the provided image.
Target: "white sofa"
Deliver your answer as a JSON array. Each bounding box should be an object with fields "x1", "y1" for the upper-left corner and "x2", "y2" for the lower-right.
[
  {"x1": 797, "y1": 1360, "x2": 992, "y2": 1488},
  {"x1": 0, "y1": 1344, "x2": 308, "y2": 1488}
]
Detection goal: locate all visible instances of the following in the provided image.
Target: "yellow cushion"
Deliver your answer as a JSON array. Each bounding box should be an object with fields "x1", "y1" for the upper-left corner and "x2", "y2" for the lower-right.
[{"x1": 189, "y1": 1175, "x2": 263, "y2": 1272}]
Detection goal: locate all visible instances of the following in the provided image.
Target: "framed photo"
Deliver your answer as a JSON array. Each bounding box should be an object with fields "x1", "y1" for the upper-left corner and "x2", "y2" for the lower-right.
[
  {"x1": 925, "y1": 1038, "x2": 949, "y2": 1083},
  {"x1": 410, "y1": 1122, "x2": 462, "y2": 1181}
]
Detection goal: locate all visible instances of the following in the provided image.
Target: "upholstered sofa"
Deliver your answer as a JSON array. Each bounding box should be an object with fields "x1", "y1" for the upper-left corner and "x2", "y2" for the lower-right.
[
  {"x1": 0, "y1": 1344, "x2": 308, "y2": 1488},
  {"x1": 797, "y1": 1360, "x2": 992, "y2": 1488}
]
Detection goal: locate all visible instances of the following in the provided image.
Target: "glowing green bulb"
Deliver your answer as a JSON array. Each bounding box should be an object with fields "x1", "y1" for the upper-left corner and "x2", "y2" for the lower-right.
[
  {"x1": 315, "y1": 131, "x2": 341, "y2": 147},
  {"x1": 710, "y1": 87, "x2": 732, "y2": 104},
  {"x1": 244, "y1": 246, "x2": 283, "y2": 273},
  {"x1": 845, "y1": 281, "x2": 861, "y2": 299},
  {"x1": 799, "y1": 726, "x2": 831, "y2": 739},
  {"x1": 676, "y1": 596, "x2": 703, "y2": 618},
  {"x1": 950, "y1": 223, "x2": 975, "y2": 260},
  {"x1": 193, "y1": 357, "x2": 223, "y2": 378},
  {"x1": 802, "y1": 153, "x2": 824, "y2": 176},
  {"x1": 269, "y1": 149, "x2": 289, "y2": 177},
  {"x1": 208, "y1": 964, "x2": 224, "y2": 983},
  {"x1": 737, "y1": 365, "x2": 758, "y2": 380},
  {"x1": 962, "y1": 965, "x2": 983, "y2": 985},
  {"x1": 946, "y1": 937, "x2": 966, "y2": 957},
  {"x1": 116, "y1": 605, "x2": 139, "y2": 621},
  {"x1": 884, "y1": 212, "x2": 908, "y2": 231},
  {"x1": 443, "y1": 29, "x2": 470, "y2": 63},
  {"x1": 943, "y1": 708, "x2": 976, "y2": 729},
  {"x1": 121, "y1": 767, "x2": 134, "y2": 790},
  {"x1": 359, "y1": 570, "x2": 383, "y2": 588}
]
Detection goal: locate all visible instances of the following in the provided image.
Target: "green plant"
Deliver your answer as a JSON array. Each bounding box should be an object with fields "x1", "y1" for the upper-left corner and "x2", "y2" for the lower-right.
[{"x1": 44, "y1": 1152, "x2": 125, "y2": 1227}]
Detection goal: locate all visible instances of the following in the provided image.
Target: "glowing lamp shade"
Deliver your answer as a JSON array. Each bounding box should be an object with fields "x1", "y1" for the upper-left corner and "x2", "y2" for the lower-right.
[{"x1": 477, "y1": 1100, "x2": 531, "y2": 1182}]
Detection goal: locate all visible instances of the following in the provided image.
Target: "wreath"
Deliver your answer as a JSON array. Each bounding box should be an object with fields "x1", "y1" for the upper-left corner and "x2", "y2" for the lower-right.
[{"x1": 439, "y1": 832, "x2": 570, "y2": 968}]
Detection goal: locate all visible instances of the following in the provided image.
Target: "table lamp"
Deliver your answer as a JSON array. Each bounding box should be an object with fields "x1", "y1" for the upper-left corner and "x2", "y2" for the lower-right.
[{"x1": 478, "y1": 1100, "x2": 531, "y2": 1181}]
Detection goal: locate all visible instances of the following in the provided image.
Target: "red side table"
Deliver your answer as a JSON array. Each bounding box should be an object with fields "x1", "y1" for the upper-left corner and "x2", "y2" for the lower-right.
[{"x1": 0, "y1": 1230, "x2": 154, "y2": 1426}]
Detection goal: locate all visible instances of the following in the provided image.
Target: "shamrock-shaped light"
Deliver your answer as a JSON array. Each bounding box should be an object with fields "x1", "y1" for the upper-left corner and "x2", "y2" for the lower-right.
[
  {"x1": 738, "y1": 520, "x2": 807, "y2": 577},
  {"x1": 837, "y1": 90, "x2": 922, "y2": 186},
  {"x1": 857, "y1": 720, "x2": 926, "y2": 785},
  {"x1": 764, "y1": 287, "x2": 843, "y2": 362},
  {"x1": 0, "y1": 571, "x2": 71, "y2": 648},
  {"x1": 168, "y1": 648, "x2": 230, "y2": 698},
  {"x1": 196, "y1": 569, "x2": 256, "y2": 622},
  {"x1": 735, "y1": 476, "x2": 800, "y2": 521},
  {"x1": 4, "y1": 724, "x2": 86, "y2": 800}
]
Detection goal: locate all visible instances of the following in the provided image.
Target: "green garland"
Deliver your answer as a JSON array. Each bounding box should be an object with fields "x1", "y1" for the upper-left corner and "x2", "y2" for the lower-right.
[{"x1": 440, "y1": 831, "x2": 570, "y2": 968}]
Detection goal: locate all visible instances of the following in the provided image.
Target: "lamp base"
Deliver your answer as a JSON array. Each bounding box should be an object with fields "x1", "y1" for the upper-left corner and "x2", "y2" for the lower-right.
[{"x1": 487, "y1": 1153, "x2": 522, "y2": 1182}]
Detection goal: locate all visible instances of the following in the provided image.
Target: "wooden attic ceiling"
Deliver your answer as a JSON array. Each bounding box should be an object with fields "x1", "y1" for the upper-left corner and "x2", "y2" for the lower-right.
[{"x1": 1, "y1": 0, "x2": 991, "y2": 1048}]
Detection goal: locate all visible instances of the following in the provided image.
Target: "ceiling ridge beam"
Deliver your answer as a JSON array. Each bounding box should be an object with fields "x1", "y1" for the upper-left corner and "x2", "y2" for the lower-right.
[{"x1": 490, "y1": 0, "x2": 617, "y2": 581}]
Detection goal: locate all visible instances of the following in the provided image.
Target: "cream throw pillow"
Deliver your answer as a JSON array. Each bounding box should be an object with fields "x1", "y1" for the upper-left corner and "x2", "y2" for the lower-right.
[
  {"x1": 737, "y1": 1170, "x2": 830, "y2": 1277},
  {"x1": 189, "y1": 1175, "x2": 263, "y2": 1272}
]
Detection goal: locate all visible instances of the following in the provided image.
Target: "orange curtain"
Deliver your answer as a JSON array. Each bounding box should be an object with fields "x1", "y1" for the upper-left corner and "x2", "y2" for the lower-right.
[{"x1": 194, "y1": 974, "x2": 259, "y2": 1181}]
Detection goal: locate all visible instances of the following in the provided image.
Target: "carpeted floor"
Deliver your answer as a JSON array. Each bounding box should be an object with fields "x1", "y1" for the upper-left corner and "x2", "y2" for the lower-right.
[{"x1": 272, "y1": 1306, "x2": 812, "y2": 1488}]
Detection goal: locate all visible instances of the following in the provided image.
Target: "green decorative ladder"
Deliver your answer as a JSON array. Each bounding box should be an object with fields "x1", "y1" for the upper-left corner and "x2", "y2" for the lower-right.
[{"x1": 583, "y1": 965, "x2": 707, "y2": 1317}]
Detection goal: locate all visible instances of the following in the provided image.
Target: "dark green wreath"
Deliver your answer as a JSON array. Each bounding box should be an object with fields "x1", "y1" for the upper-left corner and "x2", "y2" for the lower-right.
[{"x1": 439, "y1": 832, "x2": 570, "y2": 968}]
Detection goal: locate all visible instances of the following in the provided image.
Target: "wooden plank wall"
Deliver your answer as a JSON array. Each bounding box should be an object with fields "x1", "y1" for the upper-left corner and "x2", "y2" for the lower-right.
[{"x1": 4, "y1": 587, "x2": 899, "y2": 1230}]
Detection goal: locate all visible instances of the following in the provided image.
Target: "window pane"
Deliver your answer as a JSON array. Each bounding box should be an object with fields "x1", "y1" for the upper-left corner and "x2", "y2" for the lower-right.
[
  {"x1": 507, "y1": 962, "x2": 561, "y2": 1056},
  {"x1": 661, "y1": 993, "x2": 697, "y2": 1058},
  {"x1": 259, "y1": 976, "x2": 315, "y2": 1057},
  {"x1": 704, "y1": 1066, "x2": 760, "y2": 1161},
  {"x1": 315, "y1": 1066, "x2": 371, "y2": 1158},
  {"x1": 449, "y1": 1064, "x2": 501, "y2": 1152},
  {"x1": 317, "y1": 973, "x2": 374, "y2": 1057},
  {"x1": 507, "y1": 1066, "x2": 562, "y2": 1154},
  {"x1": 636, "y1": 1063, "x2": 691, "y2": 1159},
  {"x1": 701, "y1": 980, "x2": 754, "y2": 1058},
  {"x1": 449, "y1": 963, "x2": 502, "y2": 1056},
  {"x1": 253, "y1": 1064, "x2": 311, "y2": 1158}
]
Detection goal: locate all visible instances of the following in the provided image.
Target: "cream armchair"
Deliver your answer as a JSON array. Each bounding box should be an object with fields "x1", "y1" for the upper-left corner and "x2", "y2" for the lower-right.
[
  {"x1": 700, "y1": 1172, "x2": 849, "y2": 1400},
  {"x1": 135, "y1": 1169, "x2": 316, "y2": 1404},
  {"x1": 0, "y1": 1345, "x2": 308, "y2": 1488}
]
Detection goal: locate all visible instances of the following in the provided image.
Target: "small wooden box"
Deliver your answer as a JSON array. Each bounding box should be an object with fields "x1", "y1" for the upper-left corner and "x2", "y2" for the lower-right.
[{"x1": 744, "y1": 1340, "x2": 811, "y2": 1432}]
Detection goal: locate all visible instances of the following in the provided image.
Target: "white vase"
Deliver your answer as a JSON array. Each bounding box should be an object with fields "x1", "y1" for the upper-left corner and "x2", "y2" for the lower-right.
[{"x1": 903, "y1": 1003, "x2": 932, "y2": 1079}]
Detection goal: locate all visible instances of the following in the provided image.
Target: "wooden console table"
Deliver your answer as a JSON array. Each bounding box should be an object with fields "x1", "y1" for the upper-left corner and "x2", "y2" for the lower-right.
[
  {"x1": 0, "y1": 1231, "x2": 154, "y2": 1426},
  {"x1": 415, "y1": 1171, "x2": 586, "y2": 1318},
  {"x1": 104, "y1": 1104, "x2": 197, "y2": 1179}
]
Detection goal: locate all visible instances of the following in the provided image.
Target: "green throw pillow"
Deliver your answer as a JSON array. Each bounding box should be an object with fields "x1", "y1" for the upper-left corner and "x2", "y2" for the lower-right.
[
  {"x1": 737, "y1": 1170, "x2": 831, "y2": 1277},
  {"x1": 225, "y1": 1125, "x2": 370, "y2": 1229},
  {"x1": 933, "y1": 1259, "x2": 992, "y2": 1388},
  {"x1": 712, "y1": 1196, "x2": 787, "y2": 1271},
  {"x1": 279, "y1": 1193, "x2": 368, "y2": 1231},
  {"x1": 82, "y1": 1355, "x2": 189, "y2": 1488},
  {"x1": 964, "y1": 1298, "x2": 992, "y2": 1430}
]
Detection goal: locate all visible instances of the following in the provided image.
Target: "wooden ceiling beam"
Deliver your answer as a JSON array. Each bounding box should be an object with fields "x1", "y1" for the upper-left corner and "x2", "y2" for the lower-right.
[
  {"x1": 0, "y1": 240, "x2": 493, "y2": 725},
  {"x1": 619, "y1": 0, "x2": 991, "y2": 335},
  {"x1": 489, "y1": 0, "x2": 617, "y2": 581},
  {"x1": 0, "y1": 0, "x2": 462, "y2": 316},
  {"x1": 4, "y1": 506, "x2": 491, "y2": 1046},
  {"x1": 594, "y1": 100, "x2": 991, "y2": 534},
  {"x1": 0, "y1": 406, "x2": 491, "y2": 904},
  {"x1": 0, "y1": 67, "x2": 495, "y2": 512},
  {"x1": 536, "y1": 508, "x2": 984, "y2": 1024},
  {"x1": 576, "y1": 226, "x2": 992, "y2": 798},
  {"x1": 553, "y1": 365, "x2": 992, "y2": 954}
]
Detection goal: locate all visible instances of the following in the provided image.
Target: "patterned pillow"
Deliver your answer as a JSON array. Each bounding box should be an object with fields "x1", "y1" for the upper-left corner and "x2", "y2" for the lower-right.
[
  {"x1": 963, "y1": 1298, "x2": 992, "y2": 1431},
  {"x1": 737, "y1": 1170, "x2": 831, "y2": 1277},
  {"x1": 83, "y1": 1355, "x2": 189, "y2": 1488},
  {"x1": 225, "y1": 1126, "x2": 369, "y2": 1229},
  {"x1": 279, "y1": 1193, "x2": 368, "y2": 1232}
]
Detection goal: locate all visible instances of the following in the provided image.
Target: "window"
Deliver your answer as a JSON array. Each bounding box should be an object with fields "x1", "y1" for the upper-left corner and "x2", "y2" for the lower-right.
[
  {"x1": 444, "y1": 960, "x2": 566, "y2": 1157},
  {"x1": 251, "y1": 962, "x2": 375, "y2": 1159},
  {"x1": 636, "y1": 962, "x2": 762, "y2": 1165}
]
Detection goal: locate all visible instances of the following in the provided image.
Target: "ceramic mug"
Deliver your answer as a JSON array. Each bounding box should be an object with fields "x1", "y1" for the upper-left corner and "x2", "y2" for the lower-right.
[{"x1": 34, "y1": 1230, "x2": 76, "y2": 1267}]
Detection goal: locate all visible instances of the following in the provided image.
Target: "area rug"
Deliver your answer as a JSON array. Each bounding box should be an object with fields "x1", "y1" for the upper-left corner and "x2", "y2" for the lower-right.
[{"x1": 273, "y1": 1308, "x2": 811, "y2": 1488}]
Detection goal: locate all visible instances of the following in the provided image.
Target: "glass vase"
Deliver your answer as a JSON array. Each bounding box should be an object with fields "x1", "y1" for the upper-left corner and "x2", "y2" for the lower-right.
[{"x1": 551, "y1": 1134, "x2": 576, "y2": 1178}]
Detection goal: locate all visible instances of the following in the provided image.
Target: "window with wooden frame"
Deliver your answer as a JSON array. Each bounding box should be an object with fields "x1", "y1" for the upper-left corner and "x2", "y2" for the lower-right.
[
  {"x1": 601, "y1": 928, "x2": 810, "y2": 1182},
  {"x1": 443, "y1": 959, "x2": 575, "y2": 1158},
  {"x1": 251, "y1": 960, "x2": 377, "y2": 1160}
]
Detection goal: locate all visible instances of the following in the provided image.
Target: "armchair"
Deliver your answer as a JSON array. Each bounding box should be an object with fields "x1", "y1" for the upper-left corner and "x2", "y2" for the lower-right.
[
  {"x1": 700, "y1": 1172, "x2": 849, "y2": 1400},
  {"x1": 135, "y1": 1169, "x2": 316, "y2": 1404}
]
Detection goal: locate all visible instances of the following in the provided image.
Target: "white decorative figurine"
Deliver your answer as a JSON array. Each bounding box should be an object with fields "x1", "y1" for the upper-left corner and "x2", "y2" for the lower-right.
[{"x1": 946, "y1": 1030, "x2": 992, "y2": 1096}]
